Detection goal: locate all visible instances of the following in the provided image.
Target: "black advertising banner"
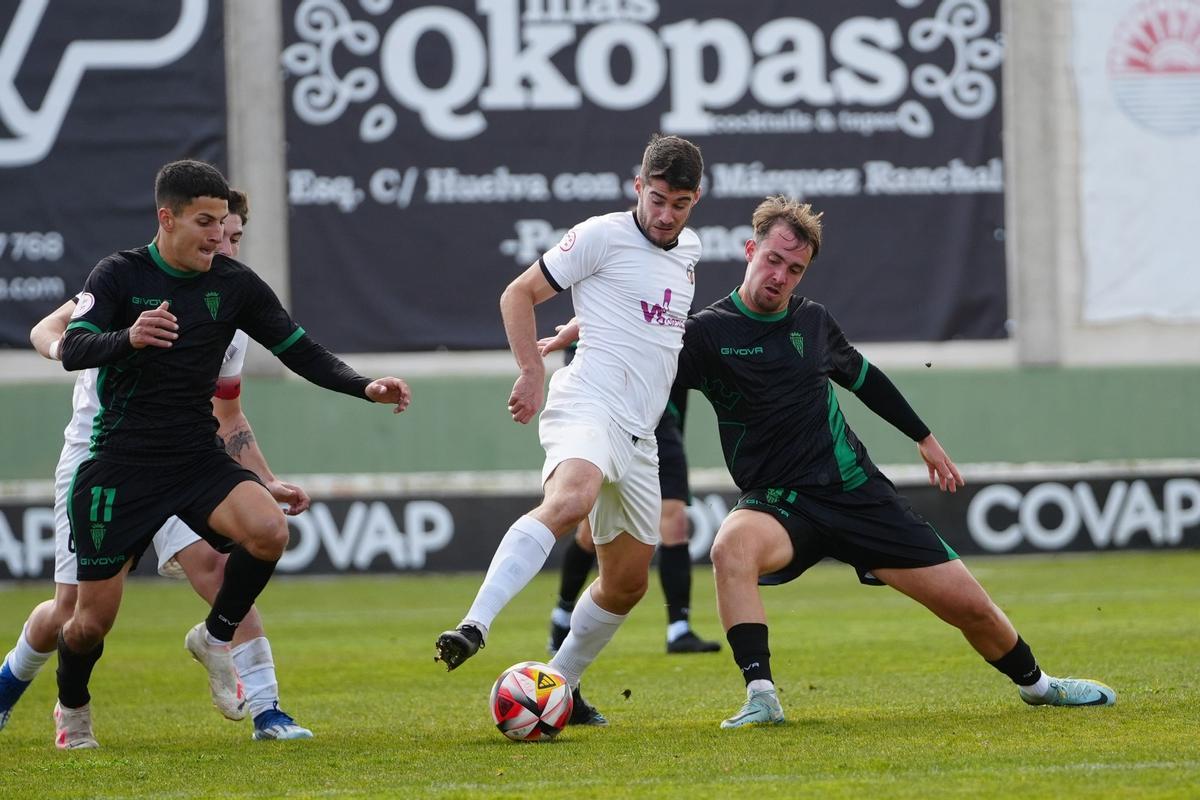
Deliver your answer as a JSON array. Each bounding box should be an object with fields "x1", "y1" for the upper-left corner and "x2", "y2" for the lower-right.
[
  {"x1": 282, "y1": 0, "x2": 1008, "y2": 352},
  {"x1": 3, "y1": 472, "x2": 1198, "y2": 580},
  {"x1": 0, "y1": 0, "x2": 225, "y2": 347}
]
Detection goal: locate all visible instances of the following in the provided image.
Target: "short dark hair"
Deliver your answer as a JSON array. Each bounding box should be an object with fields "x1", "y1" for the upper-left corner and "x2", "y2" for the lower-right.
[
  {"x1": 752, "y1": 196, "x2": 824, "y2": 262},
  {"x1": 154, "y1": 160, "x2": 229, "y2": 214},
  {"x1": 640, "y1": 134, "x2": 703, "y2": 191},
  {"x1": 227, "y1": 189, "x2": 249, "y2": 224}
]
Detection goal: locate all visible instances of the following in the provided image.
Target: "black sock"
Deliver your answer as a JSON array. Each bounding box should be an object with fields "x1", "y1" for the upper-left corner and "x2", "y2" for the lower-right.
[
  {"x1": 207, "y1": 547, "x2": 278, "y2": 641},
  {"x1": 726, "y1": 623, "x2": 772, "y2": 685},
  {"x1": 658, "y1": 543, "x2": 692, "y2": 625},
  {"x1": 987, "y1": 635, "x2": 1042, "y2": 686},
  {"x1": 555, "y1": 537, "x2": 596, "y2": 612},
  {"x1": 56, "y1": 631, "x2": 104, "y2": 709}
]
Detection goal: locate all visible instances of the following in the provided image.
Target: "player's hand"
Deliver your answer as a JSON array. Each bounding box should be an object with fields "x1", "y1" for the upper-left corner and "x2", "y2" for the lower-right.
[
  {"x1": 366, "y1": 376, "x2": 412, "y2": 413},
  {"x1": 537, "y1": 319, "x2": 579, "y2": 357},
  {"x1": 918, "y1": 433, "x2": 964, "y2": 493},
  {"x1": 128, "y1": 300, "x2": 177, "y2": 349},
  {"x1": 267, "y1": 480, "x2": 311, "y2": 515},
  {"x1": 507, "y1": 370, "x2": 544, "y2": 424}
]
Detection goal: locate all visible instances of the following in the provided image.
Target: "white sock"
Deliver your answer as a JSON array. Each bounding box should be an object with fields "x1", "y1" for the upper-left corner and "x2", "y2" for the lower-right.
[
  {"x1": 231, "y1": 637, "x2": 280, "y2": 720},
  {"x1": 204, "y1": 629, "x2": 230, "y2": 647},
  {"x1": 5, "y1": 625, "x2": 54, "y2": 682},
  {"x1": 549, "y1": 588, "x2": 627, "y2": 687},
  {"x1": 1020, "y1": 672, "x2": 1051, "y2": 697},
  {"x1": 550, "y1": 607, "x2": 572, "y2": 628},
  {"x1": 666, "y1": 620, "x2": 691, "y2": 643},
  {"x1": 463, "y1": 515, "x2": 557, "y2": 639},
  {"x1": 747, "y1": 679, "x2": 775, "y2": 695}
]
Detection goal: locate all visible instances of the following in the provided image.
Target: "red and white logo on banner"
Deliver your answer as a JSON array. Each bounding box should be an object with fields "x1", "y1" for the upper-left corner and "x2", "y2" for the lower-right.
[{"x1": 1107, "y1": 0, "x2": 1200, "y2": 135}]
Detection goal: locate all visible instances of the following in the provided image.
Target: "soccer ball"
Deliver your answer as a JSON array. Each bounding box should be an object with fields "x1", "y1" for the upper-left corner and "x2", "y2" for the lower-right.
[{"x1": 489, "y1": 661, "x2": 573, "y2": 741}]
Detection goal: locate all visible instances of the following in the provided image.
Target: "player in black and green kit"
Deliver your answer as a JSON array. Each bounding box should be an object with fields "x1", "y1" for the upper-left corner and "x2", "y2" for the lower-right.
[
  {"x1": 671, "y1": 196, "x2": 1115, "y2": 728},
  {"x1": 51, "y1": 160, "x2": 411, "y2": 749}
]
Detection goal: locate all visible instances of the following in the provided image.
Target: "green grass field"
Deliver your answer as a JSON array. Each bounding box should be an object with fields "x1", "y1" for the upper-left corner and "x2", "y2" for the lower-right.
[{"x1": 1, "y1": 551, "x2": 1196, "y2": 799}]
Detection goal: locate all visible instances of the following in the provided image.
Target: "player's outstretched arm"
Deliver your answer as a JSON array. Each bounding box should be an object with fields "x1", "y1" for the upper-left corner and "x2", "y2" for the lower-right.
[
  {"x1": 501, "y1": 263, "x2": 559, "y2": 424},
  {"x1": 30, "y1": 300, "x2": 74, "y2": 360},
  {"x1": 917, "y1": 433, "x2": 965, "y2": 493},
  {"x1": 213, "y1": 394, "x2": 312, "y2": 515}
]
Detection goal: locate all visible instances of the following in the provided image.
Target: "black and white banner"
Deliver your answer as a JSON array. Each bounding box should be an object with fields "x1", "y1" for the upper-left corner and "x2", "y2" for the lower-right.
[
  {"x1": 282, "y1": 0, "x2": 1009, "y2": 352},
  {"x1": 0, "y1": 0, "x2": 225, "y2": 347},
  {"x1": 2, "y1": 471, "x2": 1197, "y2": 580}
]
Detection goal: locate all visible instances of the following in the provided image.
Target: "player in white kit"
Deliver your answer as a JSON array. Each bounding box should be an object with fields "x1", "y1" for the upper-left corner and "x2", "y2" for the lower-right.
[
  {"x1": 435, "y1": 135, "x2": 704, "y2": 724},
  {"x1": 0, "y1": 190, "x2": 314, "y2": 742}
]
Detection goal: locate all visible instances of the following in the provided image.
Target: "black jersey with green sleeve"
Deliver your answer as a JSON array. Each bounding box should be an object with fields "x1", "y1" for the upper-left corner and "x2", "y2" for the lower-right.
[
  {"x1": 61, "y1": 243, "x2": 369, "y2": 465},
  {"x1": 675, "y1": 291, "x2": 874, "y2": 494}
]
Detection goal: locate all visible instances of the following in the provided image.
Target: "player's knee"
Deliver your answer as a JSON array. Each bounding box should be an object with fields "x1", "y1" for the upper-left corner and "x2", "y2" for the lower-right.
[
  {"x1": 66, "y1": 614, "x2": 113, "y2": 650},
  {"x1": 605, "y1": 573, "x2": 648, "y2": 609},
  {"x1": 242, "y1": 512, "x2": 289, "y2": 560},
  {"x1": 710, "y1": 534, "x2": 754, "y2": 577},
  {"x1": 538, "y1": 492, "x2": 593, "y2": 531}
]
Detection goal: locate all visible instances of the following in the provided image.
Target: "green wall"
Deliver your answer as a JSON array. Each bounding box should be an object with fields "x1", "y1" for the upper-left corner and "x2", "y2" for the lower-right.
[{"x1": 1, "y1": 366, "x2": 1196, "y2": 481}]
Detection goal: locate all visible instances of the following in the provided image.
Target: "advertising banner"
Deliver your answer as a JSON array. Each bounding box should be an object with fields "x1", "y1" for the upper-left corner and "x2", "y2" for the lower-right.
[
  {"x1": 3, "y1": 471, "x2": 1197, "y2": 580},
  {"x1": 1072, "y1": 0, "x2": 1200, "y2": 323},
  {"x1": 281, "y1": 0, "x2": 1009, "y2": 352},
  {"x1": 0, "y1": 0, "x2": 225, "y2": 347}
]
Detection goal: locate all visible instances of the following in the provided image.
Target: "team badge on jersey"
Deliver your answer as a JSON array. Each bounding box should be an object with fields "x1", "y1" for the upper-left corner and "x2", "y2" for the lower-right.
[
  {"x1": 205, "y1": 291, "x2": 221, "y2": 320},
  {"x1": 558, "y1": 229, "x2": 577, "y2": 252},
  {"x1": 790, "y1": 332, "x2": 804, "y2": 357},
  {"x1": 686, "y1": 261, "x2": 695, "y2": 284}
]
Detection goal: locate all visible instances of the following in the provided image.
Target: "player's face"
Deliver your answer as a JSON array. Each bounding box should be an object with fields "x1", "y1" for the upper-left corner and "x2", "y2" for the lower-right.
[
  {"x1": 162, "y1": 196, "x2": 229, "y2": 272},
  {"x1": 634, "y1": 175, "x2": 700, "y2": 248},
  {"x1": 739, "y1": 222, "x2": 813, "y2": 314},
  {"x1": 219, "y1": 213, "x2": 244, "y2": 258}
]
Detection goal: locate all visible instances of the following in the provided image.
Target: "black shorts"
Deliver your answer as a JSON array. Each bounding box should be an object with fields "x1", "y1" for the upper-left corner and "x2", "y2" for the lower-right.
[
  {"x1": 654, "y1": 414, "x2": 689, "y2": 502},
  {"x1": 733, "y1": 472, "x2": 958, "y2": 587},
  {"x1": 68, "y1": 450, "x2": 262, "y2": 580}
]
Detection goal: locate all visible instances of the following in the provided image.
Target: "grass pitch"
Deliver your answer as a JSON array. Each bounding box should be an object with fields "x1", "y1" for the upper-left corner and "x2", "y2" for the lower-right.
[{"x1": 1, "y1": 550, "x2": 1196, "y2": 799}]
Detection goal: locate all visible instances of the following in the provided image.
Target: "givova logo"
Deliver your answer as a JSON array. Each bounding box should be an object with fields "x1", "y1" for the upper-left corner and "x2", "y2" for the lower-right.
[{"x1": 0, "y1": 0, "x2": 208, "y2": 167}]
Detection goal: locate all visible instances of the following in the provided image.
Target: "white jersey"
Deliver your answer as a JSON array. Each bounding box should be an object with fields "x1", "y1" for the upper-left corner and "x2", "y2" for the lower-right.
[
  {"x1": 62, "y1": 330, "x2": 250, "y2": 447},
  {"x1": 540, "y1": 211, "x2": 700, "y2": 438}
]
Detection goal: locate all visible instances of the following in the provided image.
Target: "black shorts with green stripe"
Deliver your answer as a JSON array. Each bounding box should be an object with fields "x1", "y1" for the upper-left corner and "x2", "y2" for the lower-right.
[
  {"x1": 733, "y1": 471, "x2": 958, "y2": 587},
  {"x1": 68, "y1": 449, "x2": 262, "y2": 580}
]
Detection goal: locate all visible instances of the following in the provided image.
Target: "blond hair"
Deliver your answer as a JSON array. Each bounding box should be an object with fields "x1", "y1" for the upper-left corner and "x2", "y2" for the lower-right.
[{"x1": 751, "y1": 196, "x2": 823, "y2": 261}]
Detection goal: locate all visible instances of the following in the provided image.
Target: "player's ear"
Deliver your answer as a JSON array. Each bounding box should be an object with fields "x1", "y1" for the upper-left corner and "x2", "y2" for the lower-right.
[
  {"x1": 158, "y1": 207, "x2": 174, "y2": 232},
  {"x1": 745, "y1": 238, "x2": 756, "y2": 263}
]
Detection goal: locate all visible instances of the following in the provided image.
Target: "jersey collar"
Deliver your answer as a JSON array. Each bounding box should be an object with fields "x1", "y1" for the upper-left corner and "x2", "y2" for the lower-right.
[
  {"x1": 148, "y1": 239, "x2": 201, "y2": 279},
  {"x1": 630, "y1": 211, "x2": 679, "y2": 251},
  {"x1": 730, "y1": 288, "x2": 789, "y2": 322}
]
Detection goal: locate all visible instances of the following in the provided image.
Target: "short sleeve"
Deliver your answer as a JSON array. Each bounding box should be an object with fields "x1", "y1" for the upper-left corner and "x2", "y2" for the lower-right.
[{"x1": 539, "y1": 215, "x2": 609, "y2": 291}]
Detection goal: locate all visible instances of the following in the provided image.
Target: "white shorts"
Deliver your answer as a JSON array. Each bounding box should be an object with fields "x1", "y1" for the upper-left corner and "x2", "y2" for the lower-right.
[
  {"x1": 539, "y1": 403, "x2": 661, "y2": 546},
  {"x1": 52, "y1": 440, "x2": 202, "y2": 583}
]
